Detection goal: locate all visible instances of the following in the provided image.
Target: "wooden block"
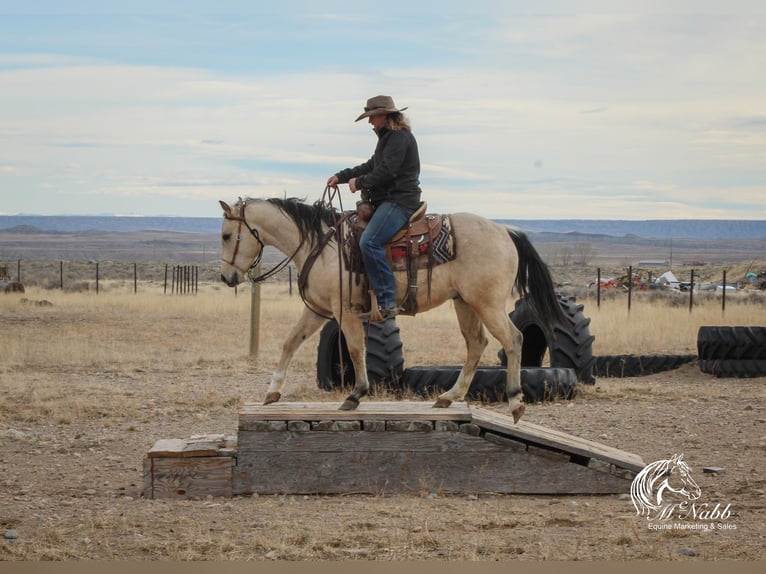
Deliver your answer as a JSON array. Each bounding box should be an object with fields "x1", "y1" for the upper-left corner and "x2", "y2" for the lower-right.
[
  {"x1": 458, "y1": 423, "x2": 481, "y2": 436},
  {"x1": 144, "y1": 456, "x2": 233, "y2": 499},
  {"x1": 435, "y1": 420, "x2": 460, "y2": 432},
  {"x1": 312, "y1": 420, "x2": 361, "y2": 431},
  {"x1": 240, "y1": 420, "x2": 287, "y2": 432},
  {"x1": 363, "y1": 420, "x2": 386, "y2": 432},
  {"x1": 288, "y1": 421, "x2": 311, "y2": 432},
  {"x1": 386, "y1": 420, "x2": 432, "y2": 432}
]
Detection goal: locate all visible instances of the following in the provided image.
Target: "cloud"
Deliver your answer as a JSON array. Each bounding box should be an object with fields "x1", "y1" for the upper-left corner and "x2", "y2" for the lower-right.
[{"x1": 1, "y1": 4, "x2": 765, "y2": 217}]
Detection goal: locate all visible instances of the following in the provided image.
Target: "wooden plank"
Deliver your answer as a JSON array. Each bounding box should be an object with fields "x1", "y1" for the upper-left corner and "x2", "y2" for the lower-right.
[
  {"x1": 147, "y1": 456, "x2": 233, "y2": 499},
  {"x1": 469, "y1": 406, "x2": 645, "y2": 472},
  {"x1": 239, "y1": 401, "x2": 472, "y2": 425},
  {"x1": 232, "y1": 446, "x2": 633, "y2": 495},
  {"x1": 147, "y1": 435, "x2": 235, "y2": 458},
  {"x1": 236, "y1": 429, "x2": 510, "y2": 454}
]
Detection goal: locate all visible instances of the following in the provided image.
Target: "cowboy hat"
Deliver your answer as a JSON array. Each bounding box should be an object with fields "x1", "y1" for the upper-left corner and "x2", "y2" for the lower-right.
[{"x1": 355, "y1": 95, "x2": 408, "y2": 122}]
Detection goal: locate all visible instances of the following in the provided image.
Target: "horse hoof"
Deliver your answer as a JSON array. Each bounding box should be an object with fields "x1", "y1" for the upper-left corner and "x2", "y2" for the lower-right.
[
  {"x1": 339, "y1": 398, "x2": 360, "y2": 411},
  {"x1": 511, "y1": 404, "x2": 526, "y2": 424},
  {"x1": 263, "y1": 392, "x2": 281, "y2": 405},
  {"x1": 432, "y1": 398, "x2": 452, "y2": 408}
]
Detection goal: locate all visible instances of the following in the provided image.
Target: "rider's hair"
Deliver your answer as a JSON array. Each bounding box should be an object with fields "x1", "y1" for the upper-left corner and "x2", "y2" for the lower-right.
[{"x1": 385, "y1": 112, "x2": 411, "y2": 132}]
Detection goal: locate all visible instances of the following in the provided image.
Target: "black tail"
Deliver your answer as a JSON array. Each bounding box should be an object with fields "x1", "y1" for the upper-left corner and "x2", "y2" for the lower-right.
[{"x1": 507, "y1": 228, "x2": 566, "y2": 329}]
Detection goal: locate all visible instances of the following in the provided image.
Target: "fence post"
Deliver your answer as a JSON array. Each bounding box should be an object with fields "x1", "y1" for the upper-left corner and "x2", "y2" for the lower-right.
[
  {"x1": 60, "y1": 261, "x2": 64, "y2": 290},
  {"x1": 17, "y1": 259, "x2": 21, "y2": 283},
  {"x1": 95, "y1": 262, "x2": 99, "y2": 294},
  {"x1": 721, "y1": 269, "x2": 726, "y2": 314},
  {"x1": 249, "y1": 263, "x2": 262, "y2": 358},
  {"x1": 134, "y1": 263, "x2": 138, "y2": 294},
  {"x1": 164, "y1": 264, "x2": 168, "y2": 294},
  {"x1": 688, "y1": 268, "x2": 695, "y2": 312},
  {"x1": 627, "y1": 266, "x2": 632, "y2": 314},
  {"x1": 596, "y1": 267, "x2": 601, "y2": 308}
]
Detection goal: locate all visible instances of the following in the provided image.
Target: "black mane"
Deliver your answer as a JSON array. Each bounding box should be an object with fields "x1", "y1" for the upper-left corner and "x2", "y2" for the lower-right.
[{"x1": 265, "y1": 197, "x2": 341, "y2": 247}]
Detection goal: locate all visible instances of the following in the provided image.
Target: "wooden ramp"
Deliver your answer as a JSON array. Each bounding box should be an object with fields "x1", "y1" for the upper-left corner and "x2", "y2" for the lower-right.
[{"x1": 144, "y1": 401, "x2": 645, "y2": 499}]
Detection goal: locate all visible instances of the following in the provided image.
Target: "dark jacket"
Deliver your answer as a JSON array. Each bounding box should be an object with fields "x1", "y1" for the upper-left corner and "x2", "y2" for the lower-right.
[{"x1": 335, "y1": 127, "x2": 422, "y2": 211}]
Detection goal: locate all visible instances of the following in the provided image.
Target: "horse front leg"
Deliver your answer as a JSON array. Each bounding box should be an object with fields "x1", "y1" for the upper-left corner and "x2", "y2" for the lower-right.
[
  {"x1": 337, "y1": 318, "x2": 369, "y2": 411},
  {"x1": 264, "y1": 307, "x2": 327, "y2": 405},
  {"x1": 435, "y1": 298, "x2": 487, "y2": 408}
]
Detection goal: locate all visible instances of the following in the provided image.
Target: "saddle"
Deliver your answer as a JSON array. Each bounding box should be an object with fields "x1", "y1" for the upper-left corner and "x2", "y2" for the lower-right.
[{"x1": 343, "y1": 202, "x2": 456, "y2": 315}]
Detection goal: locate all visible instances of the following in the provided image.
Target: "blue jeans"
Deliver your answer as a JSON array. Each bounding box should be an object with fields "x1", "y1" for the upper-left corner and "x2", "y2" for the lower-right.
[{"x1": 359, "y1": 201, "x2": 413, "y2": 309}]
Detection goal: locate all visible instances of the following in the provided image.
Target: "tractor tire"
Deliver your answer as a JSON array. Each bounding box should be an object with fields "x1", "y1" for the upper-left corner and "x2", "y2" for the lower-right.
[
  {"x1": 697, "y1": 326, "x2": 766, "y2": 361},
  {"x1": 400, "y1": 365, "x2": 578, "y2": 404},
  {"x1": 316, "y1": 319, "x2": 404, "y2": 392},
  {"x1": 499, "y1": 295, "x2": 596, "y2": 385},
  {"x1": 699, "y1": 359, "x2": 766, "y2": 378},
  {"x1": 593, "y1": 354, "x2": 697, "y2": 378}
]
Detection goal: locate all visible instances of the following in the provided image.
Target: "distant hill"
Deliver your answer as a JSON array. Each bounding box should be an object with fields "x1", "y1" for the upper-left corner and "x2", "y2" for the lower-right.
[
  {"x1": 499, "y1": 219, "x2": 766, "y2": 240},
  {"x1": 1, "y1": 215, "x2": 765, "y2": 240}
]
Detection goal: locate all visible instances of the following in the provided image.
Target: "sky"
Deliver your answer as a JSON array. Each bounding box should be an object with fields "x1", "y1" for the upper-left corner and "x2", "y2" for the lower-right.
[{"x1": 0, "y1": 1, "x2": 765, "y2": 219}]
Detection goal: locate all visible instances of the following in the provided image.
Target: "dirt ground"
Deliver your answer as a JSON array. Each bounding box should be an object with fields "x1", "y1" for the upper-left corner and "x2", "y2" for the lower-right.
[{"x1": 1, "y1": 357, "x2": 764, "y2": 561}]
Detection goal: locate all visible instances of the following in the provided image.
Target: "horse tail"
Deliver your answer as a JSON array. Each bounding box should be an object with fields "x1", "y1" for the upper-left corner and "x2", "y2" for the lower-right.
[{"x1": 507, "y1": 227, "x2": 566, "y2": 330}]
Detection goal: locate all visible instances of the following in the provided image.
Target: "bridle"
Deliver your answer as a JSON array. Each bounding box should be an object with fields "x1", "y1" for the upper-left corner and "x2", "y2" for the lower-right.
[{"x1": 221, "y1": 199, "x2": 299, "y2": 283}]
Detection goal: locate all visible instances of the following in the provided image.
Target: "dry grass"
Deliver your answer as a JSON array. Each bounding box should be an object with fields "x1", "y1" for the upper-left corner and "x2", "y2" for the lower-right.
[
  {"x1": 2, "y1": 282, "x2": 765, "y2": 373},
  {"x1": 1, "y1": 281, "x2": 765, "y2": 561}
]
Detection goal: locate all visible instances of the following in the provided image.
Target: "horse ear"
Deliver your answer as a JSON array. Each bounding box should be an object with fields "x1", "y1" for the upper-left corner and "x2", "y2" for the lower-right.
[{"x1": 219, "y1": 200, "x2": 232, "y2": 215}]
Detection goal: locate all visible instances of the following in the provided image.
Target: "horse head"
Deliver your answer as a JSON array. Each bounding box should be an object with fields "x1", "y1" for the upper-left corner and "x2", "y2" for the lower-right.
[{"x1": 219, "y1": 199, "x2": 265, "y2": 287}]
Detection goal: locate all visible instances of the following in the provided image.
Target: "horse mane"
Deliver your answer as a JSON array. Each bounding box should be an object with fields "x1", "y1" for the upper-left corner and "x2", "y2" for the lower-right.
[{"x1": 260, "y1": 197, "x2": 341, "y2": 247}]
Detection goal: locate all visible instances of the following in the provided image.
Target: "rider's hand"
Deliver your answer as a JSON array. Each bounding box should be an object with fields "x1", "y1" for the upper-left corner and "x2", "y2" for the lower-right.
[
  {"x1": 349, "y1": 178, "x2": 358, "y2": 193},
  {"x1": 327, "y1": 175, "x2": 339, "y2": 188}
]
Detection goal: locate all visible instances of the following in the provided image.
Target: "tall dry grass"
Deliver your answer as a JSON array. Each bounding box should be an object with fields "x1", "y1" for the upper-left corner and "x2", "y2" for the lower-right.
[{"x1": 2, "y1": 283, "x2": 764, "y2": 374}]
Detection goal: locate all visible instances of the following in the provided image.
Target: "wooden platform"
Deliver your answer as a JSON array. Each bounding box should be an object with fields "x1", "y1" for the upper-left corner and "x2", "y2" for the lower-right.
[{"x1": 144, "y1": 402, "x2": 645, "y2": 499}]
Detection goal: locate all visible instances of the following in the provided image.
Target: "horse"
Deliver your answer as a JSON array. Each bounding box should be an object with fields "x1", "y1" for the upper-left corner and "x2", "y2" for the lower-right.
[
  {"x1": 630, "y1": 453, "x2": 702, "y2": 519},
  {"x1": 219, "y1": 196, "x2": 564, "y2": 423}
]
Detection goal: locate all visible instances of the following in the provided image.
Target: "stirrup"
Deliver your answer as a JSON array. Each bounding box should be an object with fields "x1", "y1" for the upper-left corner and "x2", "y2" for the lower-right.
[{"x1": 358, "y1": 307, "x2": 399, "y2": 322}]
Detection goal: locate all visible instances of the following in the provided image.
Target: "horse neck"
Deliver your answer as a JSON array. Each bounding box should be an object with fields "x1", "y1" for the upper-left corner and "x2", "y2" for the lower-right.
[{"x1": 245, "y1": 202, "x2": 318, "y2": 271}]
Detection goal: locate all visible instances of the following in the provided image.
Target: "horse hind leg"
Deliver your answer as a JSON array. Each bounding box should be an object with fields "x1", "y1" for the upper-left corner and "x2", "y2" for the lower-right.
[
  {"x1": 475, "y1": 305, "x2": 525, "y2": 423},
  {"x1": 434, "y1": 298, "x2": 487, "y2": 408},
  {"x1": 264, "y1": 307, "x2": 326, "y2": 405}
]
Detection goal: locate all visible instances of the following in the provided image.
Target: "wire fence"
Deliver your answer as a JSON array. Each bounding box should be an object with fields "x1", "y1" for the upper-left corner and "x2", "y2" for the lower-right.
[{"x1": 0, "y1": 259, "x2": 297, "y2": 295}]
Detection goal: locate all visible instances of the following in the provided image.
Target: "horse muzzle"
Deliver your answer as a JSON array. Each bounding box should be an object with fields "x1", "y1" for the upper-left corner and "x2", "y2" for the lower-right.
[{"x1": 221, "y1": 271, "x2": 240, "y2": 287}]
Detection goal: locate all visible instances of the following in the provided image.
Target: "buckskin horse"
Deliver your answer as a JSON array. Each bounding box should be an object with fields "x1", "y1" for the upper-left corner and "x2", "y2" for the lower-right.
[{"x1": 219, "y1": 196, "x2": 563, "y2": 423}]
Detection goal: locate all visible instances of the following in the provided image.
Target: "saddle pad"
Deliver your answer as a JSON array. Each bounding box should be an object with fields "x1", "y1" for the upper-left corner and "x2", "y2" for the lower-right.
[{"x1": 431, "y1": 214, "x2": 456, "y2": 264}]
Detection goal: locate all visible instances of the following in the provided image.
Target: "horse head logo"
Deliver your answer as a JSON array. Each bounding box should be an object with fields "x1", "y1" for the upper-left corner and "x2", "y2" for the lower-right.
[{"x1": 630, "y1": 454, "x2": 702, "y2": 519}]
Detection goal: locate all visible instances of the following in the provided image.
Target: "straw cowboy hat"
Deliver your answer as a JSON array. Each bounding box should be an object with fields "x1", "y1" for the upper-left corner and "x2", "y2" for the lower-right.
[{"x1": 355, "y1": 95, "x2": 408, "y2": 122}]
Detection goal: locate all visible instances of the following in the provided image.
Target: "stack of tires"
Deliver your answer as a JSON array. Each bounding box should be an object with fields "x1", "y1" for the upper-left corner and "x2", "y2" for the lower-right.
[{"x1": 697, "y1": 326, "x2": 766, "y2": 378}]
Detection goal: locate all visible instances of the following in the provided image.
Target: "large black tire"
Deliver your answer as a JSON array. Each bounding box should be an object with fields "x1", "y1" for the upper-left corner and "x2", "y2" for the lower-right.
[
  {"x1": 316, "y1": 319, "x2": 404, "y2": 392},
  {"x1": 499, "y1": 295, "x2": 596, "y2": 385},
  {"x1": 699, "y1": 359, "x2": 766, "y2": 378},
  {"x1": 697, "y1": 326, "x2": 766, "y2": 360},
  {"x1": 593, "y1": 354, "x2": 697, "y2": 378},
  {"x1": 400, "y1": 365, "x2": 578, "y2": 404}
]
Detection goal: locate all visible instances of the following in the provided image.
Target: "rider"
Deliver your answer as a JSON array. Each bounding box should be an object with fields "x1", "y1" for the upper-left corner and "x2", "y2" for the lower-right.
[{"x1": 327, "y1": 95, "x2": 423, "y2": 321}]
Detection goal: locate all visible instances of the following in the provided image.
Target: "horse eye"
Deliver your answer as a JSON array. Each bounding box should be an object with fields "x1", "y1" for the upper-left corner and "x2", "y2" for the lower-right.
[{"x1": 223, "y1": 233, "x2": 232, "y2": 241}]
